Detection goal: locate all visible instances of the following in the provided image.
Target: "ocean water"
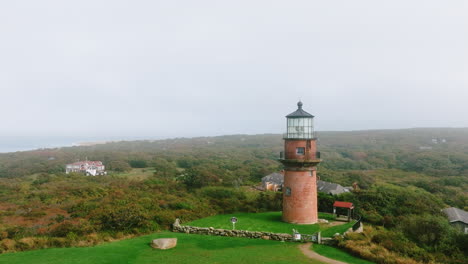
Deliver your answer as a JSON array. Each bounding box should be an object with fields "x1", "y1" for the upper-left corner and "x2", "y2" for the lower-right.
[
  {"x1": 0, "y1": 135, "x2": 167, "y2": 153},
  {"x1": 0, "y1": 136, "x2": 84, "y2": 153}
]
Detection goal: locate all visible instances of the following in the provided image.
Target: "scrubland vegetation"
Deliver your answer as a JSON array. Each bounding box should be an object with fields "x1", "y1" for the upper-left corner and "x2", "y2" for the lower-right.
[{"x1": 0, "y1": 128, "x2": 467, "y2": 263}]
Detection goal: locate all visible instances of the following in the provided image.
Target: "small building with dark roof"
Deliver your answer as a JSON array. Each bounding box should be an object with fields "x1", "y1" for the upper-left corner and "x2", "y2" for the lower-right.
[
  {"x1": 442, "y1": 207, "x2": 468, "y2": 234},
  {"x1": 317, "y1": 180, "x2": 351, "y2": 195},
  {"x1": 261, "y1": 172, "x2": 351, "y2": 195},
  {"x1": 261, "y1": 172, "x2": 284, "y2": 191}
]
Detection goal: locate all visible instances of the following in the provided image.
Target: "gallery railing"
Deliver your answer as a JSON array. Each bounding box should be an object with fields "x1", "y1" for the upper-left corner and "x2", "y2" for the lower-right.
[{"x1": 279, "y1": 151, "x2": 321, "y2": 160}]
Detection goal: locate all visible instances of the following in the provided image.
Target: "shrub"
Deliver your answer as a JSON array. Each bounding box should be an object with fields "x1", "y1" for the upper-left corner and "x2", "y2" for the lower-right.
[
  {"x1": 252, "y1": 192, "x2": 282, "y2": 212},
  {"x1": 5, "y1": 226, "x2": 37, "y2": 239},
  {"x1": 49, "y1": 220, "x2": 95, "y2": 237},
  {"x1": 17, "y1": 237, "x2": 36, "y2": 250},
  {"x1": 108, "y1": 161, "x2": 132, "y2": 172},
  {"x1": 154, "y1": 211, "x2": 177, "y2": 228},
  {"x1": 169, "y1": 202, "x2": 193, "y2": 210},
  {"x1": 48, "y1": 237, "x2": 70, "y2": 248},
  {"x1": 129, "y1": 160, "x2": 148, "y2": 168},
  {"x1": 0, "y1": 238, "x2": 17, "y2": 252},
  {"x1": 398, "y1": 214, "x2": 453, "y2": 250},
  {"x1": 90, "y1": 203, "x2": 153, "y2": 232},
  {"x1": 199, "y1": 187, "x2": 249, "y2": 213}
]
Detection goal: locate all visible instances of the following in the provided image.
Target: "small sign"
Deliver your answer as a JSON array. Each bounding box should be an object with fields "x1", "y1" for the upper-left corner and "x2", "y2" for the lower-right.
[
  {"x1": 230, "y1": 217, "x2": 238, "y2": 230},
  {"x1": 294, "y1": 233, "x2": 302, "y2": 241}
]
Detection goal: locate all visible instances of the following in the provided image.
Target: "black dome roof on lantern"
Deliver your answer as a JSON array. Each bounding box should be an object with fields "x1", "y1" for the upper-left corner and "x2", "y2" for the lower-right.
[{"x1": 286, "y1": 101, "x2": 314, "y2": 118}]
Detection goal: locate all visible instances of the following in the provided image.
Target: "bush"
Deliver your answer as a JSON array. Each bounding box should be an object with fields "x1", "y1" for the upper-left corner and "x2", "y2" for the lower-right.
[
  {"x1": 252, "y1": 192, "x2": 282, "y2": 212},
  {"x1": 169, "y1": 202, "x2": 193, "y2": 210},
  {"x1": 90, "y1": 203, "x2": 154, "y2": 232},
  {"x1": 318, "y1": 192, "x2": 335, "y2": 213},
  {"x1": 49, "y1": 220, "x2": 95, "y2": 237},
  {"x1": 154, "y1": 211, "x2": 176, "y2": 228},
  {"x1": 108, "y1": 161, "x2": 132, "y2": 172},
  {"x1": 199, "y1": 187, "x2": 249, "y2": 213},
  {"x1": 398, "y1": 214, "x2": 453, "y2": 250},
  {"x1": 129, "y1": 160, "x2": 148, "y2": 168},
  {"x1": 0, "y1": 238, "x2": 16, "y2": 252}
]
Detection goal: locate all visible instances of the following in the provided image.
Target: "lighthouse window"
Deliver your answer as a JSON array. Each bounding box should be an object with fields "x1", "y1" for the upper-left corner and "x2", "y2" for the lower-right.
[
  {"x1": 285, "y1": 187, "x2": 291, "y2": 196},
  {"x1": 296, "y1": 147, "x2": 305, "y2": 155}
]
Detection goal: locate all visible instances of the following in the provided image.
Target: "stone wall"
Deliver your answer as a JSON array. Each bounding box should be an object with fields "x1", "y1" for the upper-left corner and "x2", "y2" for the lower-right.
[
  {"x1": 172, "y1": 218, "x2": 362, "y2": 243},
  {"x1": 172, "y1": 219, "x2": 293, "y2": 242}
]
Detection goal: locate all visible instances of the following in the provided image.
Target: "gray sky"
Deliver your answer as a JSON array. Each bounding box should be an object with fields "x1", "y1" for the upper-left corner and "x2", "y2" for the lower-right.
[{"x1": 1, "y1": 1, "x2": 467, "y2": 138}]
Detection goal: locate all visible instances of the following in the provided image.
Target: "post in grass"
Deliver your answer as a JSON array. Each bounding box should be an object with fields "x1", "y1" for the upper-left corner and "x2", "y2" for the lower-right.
[{"x1": 230, "y1": 217, "x2": 238, "y2": 230}]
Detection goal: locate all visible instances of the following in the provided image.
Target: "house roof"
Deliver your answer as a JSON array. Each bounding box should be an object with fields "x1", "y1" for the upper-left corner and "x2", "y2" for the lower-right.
[
  {"x1": 261, "y1": 172, "x2": 284, "y2": 185},
  {"x1": 442, "y1": 207, "x2": 468, "y2": 225},
  {"x1": 317, "y1": 180, "x2": 350, "y2": 195},
  {"x1": 68, "y1": 161, "x2": 103, "y2": 166},
  {"x1": 333, "y1": 201, "x2": 354, "y2": 209},
  {"x1": 261, "y1": 174, "x2": 351, "y2": 195},
  {"x1": 286, "y1": 101, "x2": 314, "y2": 118}
]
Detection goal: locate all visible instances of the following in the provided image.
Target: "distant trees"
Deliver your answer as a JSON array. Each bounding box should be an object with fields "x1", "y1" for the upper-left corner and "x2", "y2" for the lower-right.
[
  {"x1": 399, "y1": 214, "x2": 454, "y2": 251},
  {"x1": 128, "y1": 160, "x2": 147, "y2": 168},
  {"x1": 108, "y1": 161, "x2": 132, "y2": 172},
  {"x1": 181, "y1": 165, "x2": 222, "y2": 188},
  {"x1": 343, "y1": 172, "x2": 375, "y2": 189},
  {"x1": 152, "y1": 158, "x2": 178, "y2": 178}
]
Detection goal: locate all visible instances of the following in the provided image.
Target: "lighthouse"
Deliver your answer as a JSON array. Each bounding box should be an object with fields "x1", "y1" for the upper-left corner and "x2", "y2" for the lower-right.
[{"x1": 279, "y1": 101, "x2": 321, "y2": 224}]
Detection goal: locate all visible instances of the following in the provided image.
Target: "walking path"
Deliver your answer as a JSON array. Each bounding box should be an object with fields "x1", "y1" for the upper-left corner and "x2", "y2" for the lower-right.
[{"x1": 298, "y1": 243, "x2": 348, "y2": 264}]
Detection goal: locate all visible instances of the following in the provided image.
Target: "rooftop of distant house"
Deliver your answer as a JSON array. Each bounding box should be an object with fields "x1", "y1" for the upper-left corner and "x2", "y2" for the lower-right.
[
  {"x1": 261, "y1": 172, "x2": 284, "y2": 185},
  {"x1": 67, "y1": 161, "x2": 103, "y2": 166},
  {"x1": 261, "y1": 172, "x2": 351, "y2": 195},
  {"x1": 317, "y1": 180, "x2": 351, "y2": 195},
  {"x1": 442, "y1": 207, "x2": 468, "y2": 225}
]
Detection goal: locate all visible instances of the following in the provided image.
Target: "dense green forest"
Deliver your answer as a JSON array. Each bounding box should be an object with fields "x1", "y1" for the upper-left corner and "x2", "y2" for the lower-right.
[{"x1": 0, "y1": 128, "x2": 467, "y2": 263}]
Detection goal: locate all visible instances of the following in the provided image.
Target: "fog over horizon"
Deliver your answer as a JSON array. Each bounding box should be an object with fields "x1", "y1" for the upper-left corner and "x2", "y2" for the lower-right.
[{"x1": 1, "y1": 1, "x2": 467, "y2": 139}]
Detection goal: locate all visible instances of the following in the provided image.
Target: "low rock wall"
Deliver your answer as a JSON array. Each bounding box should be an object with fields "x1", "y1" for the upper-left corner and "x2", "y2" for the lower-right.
[{"x1": 172, "y1": 221, "x2": 293, "y2": 242}]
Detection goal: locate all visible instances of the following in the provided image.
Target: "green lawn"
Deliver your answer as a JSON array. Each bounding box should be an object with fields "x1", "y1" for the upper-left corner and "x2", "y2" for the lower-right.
[
  {"x1": 312, "y1": 244, "x2": 375, "y2": 264},
  {"x1": 320, "y1": 222, "x2": 355, "y2": 237},
  {"x1": 186, "y1": 212, "x2": 350, "y2": 236},
  {"x1": 186, "y1": 212, "x2": 320, "y2": 234},
  {"x1": 110, "y1": 168, "x2": 156, "y2": 180},
  {"x1": 0, "y1": 232, "x2": 326, "y2": 264}
]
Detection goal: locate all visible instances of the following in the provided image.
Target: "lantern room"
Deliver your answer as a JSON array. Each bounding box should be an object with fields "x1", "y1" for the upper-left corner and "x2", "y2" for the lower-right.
[{"x1": 284, "y1": 101, "x2": 315, "y2": 139}]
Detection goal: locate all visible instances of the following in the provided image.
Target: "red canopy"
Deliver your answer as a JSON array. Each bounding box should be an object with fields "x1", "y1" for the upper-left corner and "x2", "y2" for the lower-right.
[{"x1": 333, "y1": 201, "x2": 354, "y2": 209}]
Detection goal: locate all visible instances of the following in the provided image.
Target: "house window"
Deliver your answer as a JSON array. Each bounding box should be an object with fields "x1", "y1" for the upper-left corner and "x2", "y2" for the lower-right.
[
  {"x1": 285, "y1": 187, "x2": 292, "y2": 196},
  {"x1": 296, "y1": 147, "x2": 305, "y2": 155}
]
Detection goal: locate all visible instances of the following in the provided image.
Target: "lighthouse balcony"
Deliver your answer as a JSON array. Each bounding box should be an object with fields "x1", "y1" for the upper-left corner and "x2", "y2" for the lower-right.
[
  {"x1": 279, "y1": 151, "x2": 321, "y2": 164},
  {"x1": 280, "y1": 151, "x2": 320, "y2": 159},
  {"x1": 282, "y1": 133, "x2": 317, "y2": 140}
]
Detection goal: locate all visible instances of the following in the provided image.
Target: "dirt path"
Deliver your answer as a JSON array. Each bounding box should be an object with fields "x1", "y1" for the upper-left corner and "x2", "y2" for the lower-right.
[{"x1": 298, "y1": 243, "x2": 348, "y2": 264}]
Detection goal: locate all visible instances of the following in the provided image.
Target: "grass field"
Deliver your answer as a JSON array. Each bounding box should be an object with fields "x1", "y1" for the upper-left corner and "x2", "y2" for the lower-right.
[
  {"x1": 312, "y1": 244, "x2": 375, "y2": 264},
  {"x1": 186, "y1": 212, "x2": 352, "y2": 236},
  {"x1": 320, "y1": 222, "x2": 355, "y2": 237},
  {"x1": 111, "y1": 168, "x2": 156, "y2": 180},
  {"x1": 0, "y1": 232, "x2": 326, "y2": 264}
]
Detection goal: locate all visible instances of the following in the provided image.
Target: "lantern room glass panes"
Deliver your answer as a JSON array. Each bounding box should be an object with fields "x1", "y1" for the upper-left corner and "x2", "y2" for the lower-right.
[{"x1": 286, "y1": 117, "x2": 314, "y2": 139}]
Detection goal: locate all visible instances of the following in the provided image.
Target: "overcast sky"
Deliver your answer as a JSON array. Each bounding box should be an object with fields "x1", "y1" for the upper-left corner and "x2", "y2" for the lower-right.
[{"x1": 1, "y1": 1, "x2": 467, "y2": 139}]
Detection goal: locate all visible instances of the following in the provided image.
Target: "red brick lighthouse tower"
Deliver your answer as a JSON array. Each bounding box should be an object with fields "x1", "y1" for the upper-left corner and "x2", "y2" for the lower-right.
[{"x1": 280, "y1": 101, "x2": 321, "y2": 224}]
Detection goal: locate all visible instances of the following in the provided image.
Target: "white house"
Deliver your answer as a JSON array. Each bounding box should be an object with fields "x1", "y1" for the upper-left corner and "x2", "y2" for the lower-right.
[{"x1": 66, "y1": 161, "x2": 106, "y2": 176}]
